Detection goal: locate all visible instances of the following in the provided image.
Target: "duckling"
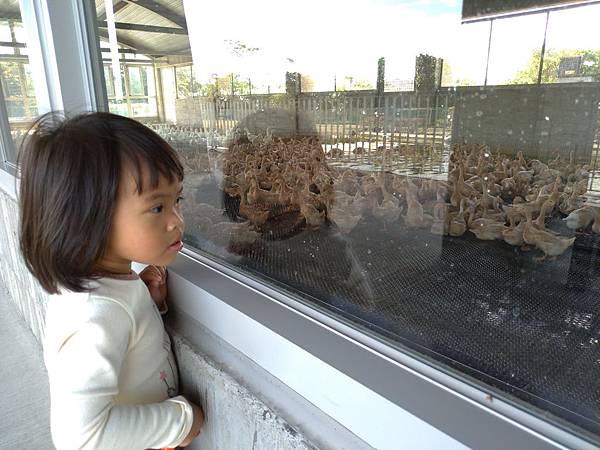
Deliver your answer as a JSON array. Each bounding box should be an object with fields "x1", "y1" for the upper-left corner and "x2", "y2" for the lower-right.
[
  {"x1": 300, "y1": 202, "x2": 325, "y2": 229},
  {"x1": 404, "y1": 190, "x2": 433, "y2": 229},
  {"x1": 247, "y1": 176, "x2": 280, "y2": 206},
  {"x1": 448, "y1": 199, "x2": 468, "y2": 237},
  {"x1": 502, "y1": 218, "x2": 526, "y2": 247},
  {"x1": 533, "y1": 198, "x2": 555, "y2": 230},
  {"x1": 244, "y1": 127, "x2": 261, "y2": 145},
  {"x1": 559, "y1": 190, "x2": 582, "y2": 214},
  {"x1": 335, "y1": 169, "x2": 358, "y2": 195},
  {"x1": 329, "y1": 207, "x2": 362, "y2": 234},
  {"x1": 469, "y1": 217, "x2": 507, "y2": 240},
  {"x1": 430, "y1": 202, "x2": 450, "y2": 235},
  {"x1": 198, "y1": 218, "x2": 260, "y2": 247},
  {"x1": 591, "y1": 207, "x2": 600, "y2": 234},
  {"x1": 563, "y1": 206, "x2": 594, "y2": 230},
  {"x1": 522, "y1": 209, "x2": 575, "y2": 261},
  {"x1": 372, "y1": 175, "x2": 402, "y2": 228}
]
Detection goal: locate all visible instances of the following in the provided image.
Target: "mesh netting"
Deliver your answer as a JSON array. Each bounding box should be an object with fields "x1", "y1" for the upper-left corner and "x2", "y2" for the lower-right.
[{"x1": 185, "y1": 187, "x2": 600, "y2": 436}]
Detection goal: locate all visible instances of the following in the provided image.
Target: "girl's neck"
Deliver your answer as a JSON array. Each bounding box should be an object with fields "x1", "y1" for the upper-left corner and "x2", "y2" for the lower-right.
[{"x1": 93, "y1": 261, "x2": 132, "y2": 276}]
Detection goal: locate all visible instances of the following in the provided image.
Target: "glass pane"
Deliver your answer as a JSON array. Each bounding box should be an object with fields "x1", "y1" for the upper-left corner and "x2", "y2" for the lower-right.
[
  {"x1": 0, "y1": 13, "x2": 40, "y2": 161},
  {"x1": 543, "y1": 5, "x2": 600, "y2": 84},
  {"x1": 487, "y1": 14, "x2": 547, "y2": 85},
  {"x1": 93, "y1": 0, "x2": 600, "y2": 440},
  {"x1": 103, "y1": 65, "x2": 115, "y2": 97},
  {"x1": 130, "y1": 97, "x2": 157, "y2": 117},
  {"x1": 128, "y1": 66, "x2": 143, "y2": 96}
]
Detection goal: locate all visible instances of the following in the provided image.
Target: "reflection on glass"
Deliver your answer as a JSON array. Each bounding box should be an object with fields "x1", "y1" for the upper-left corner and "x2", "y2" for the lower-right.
[
  {"x1": 96, "y1": 0, "x2": 600, "y2": 439},
  {"x1": 543, "y1": 5, "x2": 600, "y2": 84},
  {"x1": 486, "y1": 13, "x2": 547, "y2": 85},
  {"x1": 100, "y1": 38, "x2": 157, "y2": 118},
  {"x1": 0, "y1": 17, "x2": 39, "y2": 153}
]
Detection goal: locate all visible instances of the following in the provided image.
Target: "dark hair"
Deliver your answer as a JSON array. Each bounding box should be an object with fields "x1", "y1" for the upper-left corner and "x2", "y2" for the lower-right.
[{"x1": 17, "y1": 111, "x2": 184, "y2": 294}]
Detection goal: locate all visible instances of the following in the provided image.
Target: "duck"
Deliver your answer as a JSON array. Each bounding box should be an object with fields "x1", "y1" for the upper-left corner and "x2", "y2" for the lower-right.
[
  {"x1": 563, "y1": 206, "x2": 594, "y2": 230},
  {"x1": 522, "y1": 209, "x2": 575, "y2": 261}
]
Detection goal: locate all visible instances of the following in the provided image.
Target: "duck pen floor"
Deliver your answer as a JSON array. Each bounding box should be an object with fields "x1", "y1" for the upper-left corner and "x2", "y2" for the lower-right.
[{"x1": 185, "y1": 206, "x2": 600, "y2": 439}]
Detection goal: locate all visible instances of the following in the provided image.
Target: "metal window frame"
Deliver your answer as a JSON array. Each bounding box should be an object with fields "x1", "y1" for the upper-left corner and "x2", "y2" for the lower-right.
[
  {"x1": 18, "y1": 0, "x2": 107, "y2": 113},
  {"x1": 2, "y1": 1, "x2": 600, "y2": 448},
  {"x1": 169, "y1": 248, "x2": 599, "y2": 450}
]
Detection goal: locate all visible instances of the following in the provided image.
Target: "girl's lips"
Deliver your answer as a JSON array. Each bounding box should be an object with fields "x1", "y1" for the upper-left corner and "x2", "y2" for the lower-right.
[{"x1": 168, "y1": 240, "x2": 183, "y2": 251}]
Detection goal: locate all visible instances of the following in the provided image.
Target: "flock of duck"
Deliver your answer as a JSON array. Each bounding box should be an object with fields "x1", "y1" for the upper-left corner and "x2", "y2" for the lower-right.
[{"x1": 184, "y1": 130, "x2": 598, "y2": 262}]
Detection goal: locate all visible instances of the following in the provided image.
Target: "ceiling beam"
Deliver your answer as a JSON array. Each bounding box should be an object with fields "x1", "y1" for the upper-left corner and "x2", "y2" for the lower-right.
[
  {"x1": 122, "y1": 0, "x2": 187, "y2": 30},
  {"x1": 0, "y1": 9, "x2": 21, "y2": 20},
  {"x1": 98, "y1": 29, "x2": 147, "y2": 53},
  {"x1": 98, "y1": 30, "x2": 191, "y2": 57},
  {"x1": 98, "y1": 21, "x2": 187, "y2": 35},
  {"x1": 98, "y1": 1, "x2": 129, "y2": 22}
]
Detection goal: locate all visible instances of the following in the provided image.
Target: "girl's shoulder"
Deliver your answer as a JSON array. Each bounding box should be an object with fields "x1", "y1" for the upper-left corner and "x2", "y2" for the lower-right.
[
  {"x1": 49, "y1": 274, "x2": 148, "y2": 319},
  {"x1": 44, "y1": 275, "x2": 150, "y2": 353}
]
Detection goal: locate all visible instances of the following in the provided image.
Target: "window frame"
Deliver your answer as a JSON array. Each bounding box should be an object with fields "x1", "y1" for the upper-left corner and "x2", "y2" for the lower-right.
[
  {"x1": 1, "y1": 0, "x2": 598, "y2": 448},
  {"x1": 104, "y1": 60, "x2": 158, "y2": 119},
  {"x1": 168, "y1": 247, "x2": 598, "y2": 449}
]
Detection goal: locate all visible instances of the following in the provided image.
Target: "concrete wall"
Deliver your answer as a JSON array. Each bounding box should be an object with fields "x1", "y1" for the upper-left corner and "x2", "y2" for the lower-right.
[
  {"x1": 0, "y1": 186, "x2": 327, "y2": 450},
  {"x1": 450, "y1": 83, "x2": 600, "y2": 161}
]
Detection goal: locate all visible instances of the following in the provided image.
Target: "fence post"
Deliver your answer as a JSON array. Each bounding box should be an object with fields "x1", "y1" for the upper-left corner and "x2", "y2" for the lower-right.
[{"x1": 286, "y1": 71, "x2": 301, "y2": 135}]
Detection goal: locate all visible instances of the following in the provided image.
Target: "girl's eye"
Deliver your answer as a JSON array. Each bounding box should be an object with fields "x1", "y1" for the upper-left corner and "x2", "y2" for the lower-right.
[
  {"x1": 176, "y1": 196, "x2": 184, "y2": 205},
  {"x1": 150, "y1": 205, "x2": 163, "y2": 214}
]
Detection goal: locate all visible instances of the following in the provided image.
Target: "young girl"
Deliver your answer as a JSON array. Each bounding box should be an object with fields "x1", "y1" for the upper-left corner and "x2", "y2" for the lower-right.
[{"x1": 18, "y1": 111, "x2": 204, "y2": 449}]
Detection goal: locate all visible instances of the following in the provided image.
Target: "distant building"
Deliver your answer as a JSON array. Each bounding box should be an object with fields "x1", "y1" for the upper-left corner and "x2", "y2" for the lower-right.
[
  {"x1": 557, "y1": 56, "x2": 593, "y2": 83},
  {"x1": 384, "y1": 78, "x2": 414, "y2": 92}
]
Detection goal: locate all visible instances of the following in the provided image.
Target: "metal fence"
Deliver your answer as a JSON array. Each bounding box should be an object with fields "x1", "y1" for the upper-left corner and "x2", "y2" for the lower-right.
[{"x1": 188, "y1": 91, "x2": 453, "y2": 175}]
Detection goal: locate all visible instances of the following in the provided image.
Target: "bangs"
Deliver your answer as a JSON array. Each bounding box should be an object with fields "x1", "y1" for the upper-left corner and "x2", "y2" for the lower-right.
[
  {"x1": 121, "y1": 143, "x2": 184, "y2": 195},
  {"x1": 112, "y1": 121, "x2": 184, "y2": 195}
]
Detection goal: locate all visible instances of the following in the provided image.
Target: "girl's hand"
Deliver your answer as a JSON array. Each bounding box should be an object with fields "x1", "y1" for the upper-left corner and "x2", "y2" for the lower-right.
[
  {"x1": 140, "y1": 265, "x2": 168, "y2": 310},
  {"x1": 179, "y1": 400, "x2": 204, "y2": 447}
]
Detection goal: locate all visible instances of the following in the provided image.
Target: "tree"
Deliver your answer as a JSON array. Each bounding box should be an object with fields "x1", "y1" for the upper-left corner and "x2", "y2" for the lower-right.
[
  {"x1": 441, "y1": 61, "x2": 453, "y2": 87},
  {"x1": 353, "y1": 79, "x2": 375, "y2": 90},
  {"x1": 201, "y1": 73, "x2": 250, "y2": 97},
  {"x1": 509, "y1": 48, "x2": 600, "y2": 84}
]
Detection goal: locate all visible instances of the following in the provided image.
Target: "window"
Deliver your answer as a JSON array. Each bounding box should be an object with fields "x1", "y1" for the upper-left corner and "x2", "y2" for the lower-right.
[
  {"x1": 93, "y1": 0, "x2": 600, "y2": 443},
  {"x1": 100, "y1": 39, "x2": 158, "y2": 119},
  {"x1": 0, "y1": 17, "x2": 40, "y2": 163}
]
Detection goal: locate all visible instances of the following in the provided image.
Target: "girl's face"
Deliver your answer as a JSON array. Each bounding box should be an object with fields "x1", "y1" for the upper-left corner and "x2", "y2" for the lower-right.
[{"x1": 97, "y1": 165, "x2": 184, "y2": 274}]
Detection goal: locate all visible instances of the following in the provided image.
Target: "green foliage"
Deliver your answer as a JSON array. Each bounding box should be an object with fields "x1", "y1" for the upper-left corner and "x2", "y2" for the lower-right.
[
  {"x1": 509, "y1": 49, "x2": 600, "y2": 84},
  {"x1": 202, "y1": 73, "x2": 251, "y2": 97},
  {"x1": 300, "y1": 74, "x2": 315, "y2": 92},
  {"x1": 175, "y1": 66, "x2": 201, "y2": 98},
  {"x1": 353, "y1": 79, "x2": 375, "y2": 90}
]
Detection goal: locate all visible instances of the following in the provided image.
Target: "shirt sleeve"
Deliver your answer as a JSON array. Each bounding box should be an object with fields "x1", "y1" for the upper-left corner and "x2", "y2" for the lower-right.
[{"x1": 46, "y1": 298, "x2": 193, "y2": 450}]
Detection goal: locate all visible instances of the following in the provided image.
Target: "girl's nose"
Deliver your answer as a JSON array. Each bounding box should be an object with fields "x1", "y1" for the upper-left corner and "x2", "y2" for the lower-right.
[{"x1": 167, "y1": 206, "x2": 184, "y2": 231}]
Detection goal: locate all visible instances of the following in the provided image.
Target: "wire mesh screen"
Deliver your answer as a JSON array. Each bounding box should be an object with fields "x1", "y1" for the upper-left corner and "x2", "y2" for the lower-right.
[{"x1": 183, "y1": 180, "x2": 600, "y2": 437}]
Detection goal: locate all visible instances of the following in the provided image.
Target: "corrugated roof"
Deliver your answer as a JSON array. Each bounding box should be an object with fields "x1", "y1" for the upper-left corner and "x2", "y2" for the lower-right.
[
  {"x1": 0, "y1": 0, "x2": 190, "y2": 57},
  {"x1": 96, "y1": 0, "x2": 190, "y2": 57}
]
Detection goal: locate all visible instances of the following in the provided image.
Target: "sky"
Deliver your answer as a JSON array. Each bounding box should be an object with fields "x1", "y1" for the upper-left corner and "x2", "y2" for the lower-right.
[{"x1": 182, "y1": 0, "x2": 600, "y2": 92}]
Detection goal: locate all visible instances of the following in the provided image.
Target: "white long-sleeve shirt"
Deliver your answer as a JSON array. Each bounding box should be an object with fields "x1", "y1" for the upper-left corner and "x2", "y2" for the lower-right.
[{"x1": 43, "y1": 272, "x2": 193, "y2": 450}]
